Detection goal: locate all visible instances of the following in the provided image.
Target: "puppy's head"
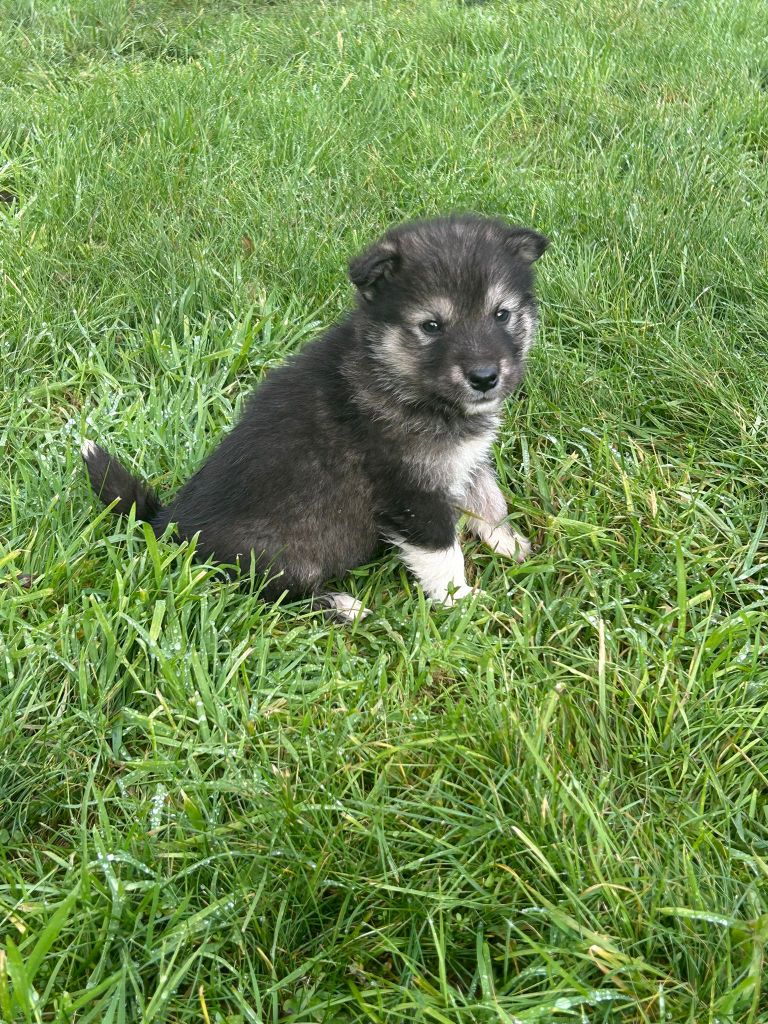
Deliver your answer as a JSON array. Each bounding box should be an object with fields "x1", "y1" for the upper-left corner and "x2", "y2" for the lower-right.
[{"x1": 349, "y1": 215, "x2": 548, "y2": 416}]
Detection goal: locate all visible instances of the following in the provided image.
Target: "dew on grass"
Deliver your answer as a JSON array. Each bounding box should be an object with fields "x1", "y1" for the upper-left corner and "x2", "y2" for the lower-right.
[{"x1": 149, "y1": 783, "x2": 168, "y2": 831}]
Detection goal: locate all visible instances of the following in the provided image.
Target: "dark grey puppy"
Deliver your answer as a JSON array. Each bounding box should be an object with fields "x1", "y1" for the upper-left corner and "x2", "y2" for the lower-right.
[{"x1": 82, "y1": 215, "x2": 548, "y2": 620}]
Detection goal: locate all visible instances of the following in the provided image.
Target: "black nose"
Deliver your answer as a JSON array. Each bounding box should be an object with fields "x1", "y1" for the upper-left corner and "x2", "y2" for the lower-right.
[{"x1": 467, "y1": 366, "x2": 499, "y2": 393}]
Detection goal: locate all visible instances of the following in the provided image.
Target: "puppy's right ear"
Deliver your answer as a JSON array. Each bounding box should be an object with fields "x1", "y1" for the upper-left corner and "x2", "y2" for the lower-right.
[
  {"x1": 504, "y1": 227, "x2": 549, "y2": 264},
  {"x1": 348, "y1": 240, "x2": 399, "y2": 301}
]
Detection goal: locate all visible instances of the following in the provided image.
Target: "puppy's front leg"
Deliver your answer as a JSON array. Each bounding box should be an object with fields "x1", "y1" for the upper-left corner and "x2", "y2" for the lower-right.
[
  {"x1": 395, "y1": 535, "x2": 474, "y2": 603},
  {"x1": 379, "y1": 494, "x2": 475, "y2": 604},
  {"x1": 464, "y1": 464, "x2": 531, "y2": 562}
]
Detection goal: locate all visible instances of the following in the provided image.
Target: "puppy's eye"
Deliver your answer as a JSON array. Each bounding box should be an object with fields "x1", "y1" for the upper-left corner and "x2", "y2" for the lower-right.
[
  {"x1": 494, "y1": 307, "x2": 511, "y2": 323},
  {"x1": 420, "y1": 319, "x2": 442, "y2": 336}
]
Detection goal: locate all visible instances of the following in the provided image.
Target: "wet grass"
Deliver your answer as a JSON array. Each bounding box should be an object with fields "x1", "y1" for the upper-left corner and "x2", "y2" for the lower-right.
[{"x1": 1, "y1": 0, "x2": 767, "y2": 1020}]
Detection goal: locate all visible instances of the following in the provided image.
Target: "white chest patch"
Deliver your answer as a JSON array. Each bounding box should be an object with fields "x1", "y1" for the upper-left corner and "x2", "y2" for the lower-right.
[{"x1": 407, "y1": 424, "x2": 497, "y2": 499}]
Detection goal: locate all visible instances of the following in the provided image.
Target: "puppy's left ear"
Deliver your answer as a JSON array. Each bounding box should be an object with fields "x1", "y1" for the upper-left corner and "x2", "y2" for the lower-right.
[
  {"x1": 348, "y1": 240, "x2": 400, "y2": 300},
  {"x1": 504, "y1": 228, "x2": 549, "y2": 264}
]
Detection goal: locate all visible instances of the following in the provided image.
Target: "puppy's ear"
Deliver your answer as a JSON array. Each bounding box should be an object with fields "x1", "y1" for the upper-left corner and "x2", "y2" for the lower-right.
[
  {"x1": 504, "y1": 228, "x2": 549, "y2": 264},
  {"x1": 348, "y1": 240, "x2": 400, "y2": 300}
]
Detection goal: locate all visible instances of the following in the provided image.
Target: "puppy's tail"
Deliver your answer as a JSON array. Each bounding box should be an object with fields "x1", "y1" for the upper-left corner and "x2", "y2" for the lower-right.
[{"x1": 81, "y1": 440, "x2": 162, "y2": 521}]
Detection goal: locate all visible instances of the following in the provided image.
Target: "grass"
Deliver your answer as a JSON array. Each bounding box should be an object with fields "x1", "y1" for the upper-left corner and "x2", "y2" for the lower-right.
[{"x1": 1, "y1": 0, "x2": 768, "y2": 1020}]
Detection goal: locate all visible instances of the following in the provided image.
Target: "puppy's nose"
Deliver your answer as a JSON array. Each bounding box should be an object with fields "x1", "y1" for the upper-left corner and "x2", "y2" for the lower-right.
[{"x1": 467, "y1": 366, "x2": 499, "y2": 393}]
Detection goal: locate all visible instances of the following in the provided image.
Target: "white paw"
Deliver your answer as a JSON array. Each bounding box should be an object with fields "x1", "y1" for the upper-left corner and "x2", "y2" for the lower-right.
[
  {"x1": 439, "y1": 583, "x2": 486, "y2": 606},
  {"x1": 485, "y1": 527, "x2": 532, "y2": 563},
  {"x1": 321, "y1": 593, "x2": 370, "y2": 623}
]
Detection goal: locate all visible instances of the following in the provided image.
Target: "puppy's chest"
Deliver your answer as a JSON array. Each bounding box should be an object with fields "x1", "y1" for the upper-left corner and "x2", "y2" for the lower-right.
[{"x1": 407, "y1": 429, "x2": 496, "y2": 499}]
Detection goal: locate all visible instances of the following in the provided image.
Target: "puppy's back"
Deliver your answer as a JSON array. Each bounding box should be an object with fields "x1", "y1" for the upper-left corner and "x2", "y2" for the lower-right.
[{"x1": 157, "y1": 322, "x2": 378, "y2": 591}]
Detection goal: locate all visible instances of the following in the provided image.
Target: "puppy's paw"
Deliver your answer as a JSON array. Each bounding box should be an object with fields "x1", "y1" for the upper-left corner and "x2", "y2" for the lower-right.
[
  {"x1": 485, "y1": 527, "x2": 532, "y2": 563},
  {"x1": 440, "y1": 583, "x2": 487, "y2": 606},
  {"x1": 317, "y1": 592, "x2": 370, "y2": 624}
]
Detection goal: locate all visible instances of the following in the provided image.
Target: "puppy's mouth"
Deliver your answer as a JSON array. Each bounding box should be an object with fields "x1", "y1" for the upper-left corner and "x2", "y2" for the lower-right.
[
  {"x1": 462, "y1": 389, "x2": 505, "y2": 414},
  {"x1": 460, "y1": 372, "x2": 516, "y2": 412},
  {"x1": 448, "y1": 360, "x2": 518, "y2": 406}
]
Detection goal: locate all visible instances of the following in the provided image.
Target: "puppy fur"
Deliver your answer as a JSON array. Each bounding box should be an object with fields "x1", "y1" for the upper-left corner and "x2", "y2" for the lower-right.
[{"x1": 82, "y1": 215, "x2": 548, "y2": 619}]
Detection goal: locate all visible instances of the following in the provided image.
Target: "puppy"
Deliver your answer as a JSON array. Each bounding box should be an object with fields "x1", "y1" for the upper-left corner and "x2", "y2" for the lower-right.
[{"x1": 82, "y1": 215, "x2": 548, "y2": 620}]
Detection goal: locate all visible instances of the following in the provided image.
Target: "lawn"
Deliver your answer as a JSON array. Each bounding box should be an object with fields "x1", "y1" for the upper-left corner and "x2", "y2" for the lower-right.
[{"x1": 1, "y1": 0, "x2": 767, "y2": 1020}]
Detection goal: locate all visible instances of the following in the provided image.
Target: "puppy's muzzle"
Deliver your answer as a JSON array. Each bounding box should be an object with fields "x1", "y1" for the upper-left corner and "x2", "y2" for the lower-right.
[{"x1": 466, "y1": 365, "x2": 499, "y2": 394}]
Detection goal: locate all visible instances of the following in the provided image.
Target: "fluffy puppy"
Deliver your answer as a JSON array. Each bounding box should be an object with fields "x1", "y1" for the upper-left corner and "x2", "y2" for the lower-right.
[{"x1": 82, "y1": 215, "x2": 548, "y2": 620}]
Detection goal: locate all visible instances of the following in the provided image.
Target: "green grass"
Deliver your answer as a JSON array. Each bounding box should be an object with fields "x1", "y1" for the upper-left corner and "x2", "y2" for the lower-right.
[{"x1": 1, "y1": 0, "x2": 768, "y2": 1020}]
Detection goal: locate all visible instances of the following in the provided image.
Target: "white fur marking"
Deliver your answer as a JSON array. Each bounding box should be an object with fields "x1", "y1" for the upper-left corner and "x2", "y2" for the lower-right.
[
  {"x1": 519, "y1": 309, "x2": 535, "y2": 355},
  {"x1": 324, "y1": 593, "x2": 370, "y2": 622},
  {"x1": 464, "y1": 465, "x2": 532, "y2": 561},
  {"x1": 378, "y1": 325, "x2": 418, "y2": 376},
  {"x1": 395, "y1": 537, "x2": 471, "y2": 602},
  {"x1": 481, "y1": 525, "x2": 532, "y2": 562},
  {"x1": 407, "y1": 296, "x2": 456, "y2": 326},
  {"x1": 448, "y1": 433, "x2": 496, "y2": 496},
  {"x1": 81, "y1": 440, "x2": 98, "y2": 459},
  {"x1": 407, "y1": 426, "x2": 497, "y2": 498},
  {"x1": 485, "y1": 283, "x2": 523, "y2": 316},
  {"x1": 463, "y1": 397, "x2": 503, "y2": 416}
]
